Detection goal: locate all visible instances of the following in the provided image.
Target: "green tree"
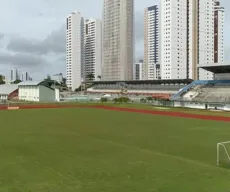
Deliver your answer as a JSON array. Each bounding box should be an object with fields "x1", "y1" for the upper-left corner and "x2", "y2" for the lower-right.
[
  {"x1": 120, "y1": 97, "x2": 130, "y2": 103},
  {"x1": 113, "y1": 98, "x2": 119, "y2": 104},
  {"x1": 86, "y1": 73, "x2": 95, "y2": 81},
  {"x1": 13, "y1": 79, "x2": 22, "y2": 84},
  {"x1": 97, "y1": 75, "x2": 102, "y2": 81},
  {"x1": 0, "y1": 75, "x2": 5, "y2": 84},
  {"x1": 101, "y1": 97, "x2": 108, "y2": 103},
  {"x1": 44, "y1": 74, "x2": 51, "y2": 81},
  {"x1": 62, "y1": 78, "x2": 67, "y2": 86},
  {"x1": 146, "y1": 97, "x2": 153, "y2": 103}
]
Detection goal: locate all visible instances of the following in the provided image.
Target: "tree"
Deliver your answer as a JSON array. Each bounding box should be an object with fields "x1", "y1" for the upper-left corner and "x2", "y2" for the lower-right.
[
  {"x1": 86, "y1": 73, "x2": 95, "y2": 81},
  {"x1": 97, "y1": 75, "x2": 102, "y2": 81},
  {"x1": 101, "y1": 97, "x2": 108, "y2": 103},
  {"x1": 62, "y1": 78, "x2": 67, "y2": 86},
  {"x1": 113, "y1": 98, "x2": 119, "y2": 104},
  {"x1": 44, "y1": 74, "x2": 51, "y2": 81},
  {"x1": 146, "y1": 97, "x2": 153, "y2": 103},
  {"x1": 0, "y1": 75, "x2": 5, "y2": 84},
  {"x1": 13, "y1": 79, "x2": 22, "y2": 84}
]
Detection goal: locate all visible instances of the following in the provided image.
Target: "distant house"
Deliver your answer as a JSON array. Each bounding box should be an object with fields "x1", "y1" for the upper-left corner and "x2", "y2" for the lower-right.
[
  {"x1": 0, "y1": 84, "x2": 18, "y2": 101},
  {"x1": 18, "y1": 81, "x2": 60, "y2": 102}
]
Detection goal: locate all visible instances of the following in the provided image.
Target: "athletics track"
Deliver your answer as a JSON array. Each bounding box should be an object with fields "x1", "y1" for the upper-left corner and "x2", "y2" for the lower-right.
[{"x1": 0, "y1": 104, "x2": 230, "y2": 122}]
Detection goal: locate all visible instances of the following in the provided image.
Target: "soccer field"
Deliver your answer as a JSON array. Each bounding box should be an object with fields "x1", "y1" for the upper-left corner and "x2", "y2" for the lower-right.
[{"x1": 1, "y1": 107, "x2": 230, "y2": 191}]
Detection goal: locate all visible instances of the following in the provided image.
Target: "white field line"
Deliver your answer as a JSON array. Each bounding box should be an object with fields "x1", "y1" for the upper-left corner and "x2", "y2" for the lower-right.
[{"x1": 89, "y1": 136, "x2": 230, "y2": 172}]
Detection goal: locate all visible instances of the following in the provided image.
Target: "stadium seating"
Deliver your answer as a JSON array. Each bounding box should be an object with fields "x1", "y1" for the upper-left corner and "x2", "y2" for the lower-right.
[{"x1": 177, "y1": 81, "x2": 230, "y2": 102}]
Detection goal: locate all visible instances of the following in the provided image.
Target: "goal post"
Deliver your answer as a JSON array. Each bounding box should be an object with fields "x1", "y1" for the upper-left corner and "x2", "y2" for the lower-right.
[{"x1": 217, "y1": 141, "x2": 230, "y2": 166}]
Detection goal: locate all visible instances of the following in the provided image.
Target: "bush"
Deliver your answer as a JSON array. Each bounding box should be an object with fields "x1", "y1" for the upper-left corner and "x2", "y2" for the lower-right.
[
  {"x1": 113, "y1": 97, "x2": 130, "y2": 104},
  {"x1": 113, "y1": 98, "x2": 119, "y2": 103},
  {"x1": 119, "y1": 97, "x2": 130, "y2": 103},
  {"x1": 140, "y1": 98, "x2": 147, "y2": 103},
  {"x1": 101, "y1": 97, "x2": 108, "y2": 103}
]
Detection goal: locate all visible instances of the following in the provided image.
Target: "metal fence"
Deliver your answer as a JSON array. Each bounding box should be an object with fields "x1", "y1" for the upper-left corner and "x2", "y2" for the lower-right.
[{"x1": 1, "y1": 98, "x2": 230, "y2": 112}]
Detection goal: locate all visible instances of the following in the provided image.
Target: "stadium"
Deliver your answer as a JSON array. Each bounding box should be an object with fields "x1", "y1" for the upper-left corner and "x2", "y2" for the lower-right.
[{"x1": 1, "y1": 66, "x2": 230, "y2": 191}]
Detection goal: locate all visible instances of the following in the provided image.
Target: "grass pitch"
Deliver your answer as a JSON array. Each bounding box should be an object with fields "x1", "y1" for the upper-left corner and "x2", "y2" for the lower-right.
[{"x1": 0, "y1": 107, "x2": 230, "y2": 191}]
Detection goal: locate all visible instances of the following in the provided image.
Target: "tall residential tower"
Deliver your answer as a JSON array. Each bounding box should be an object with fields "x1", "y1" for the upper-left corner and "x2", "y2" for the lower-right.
[
  {"x1": 84, "y1": 19, "x2": 102, "y2": 81},
  {"x1": 144, "y1": 5, "x2": 160, "y2": 80},
  {"x1": 102, "y1": 0, "x2": 134, "y2": 81},
  {"x1": 66, "y1": 11, "x2": 84, "y2": 91},
  {"x1": 160, "y1": 0, "x2": 224, "y2": 80}
]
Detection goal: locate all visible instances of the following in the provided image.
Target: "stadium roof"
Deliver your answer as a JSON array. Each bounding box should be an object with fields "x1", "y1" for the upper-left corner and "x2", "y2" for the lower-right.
[
  {"x1": 199, "y1": 65, "x2": 230, "y2": 73},
  {"x1": 91, "y1": 79, "x2": 193, "y2": 85},
  {"x1": 18, "y1": 81, "x2": 42, "y2": 86},
  {"x1": 0, "y1": 84, "x2": 18, "y2": 95},
  {"x1": 18, "y1": 81, "x2": 55, "y2": 90}
]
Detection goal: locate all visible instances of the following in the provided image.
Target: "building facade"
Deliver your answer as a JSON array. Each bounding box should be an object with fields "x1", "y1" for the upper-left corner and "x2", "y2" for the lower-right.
[
  {"x1": 84, "y1": 19, "x2": 102, "y2": 81},
  {"x1": 102, "y1": 0, "x2": 134, "y2": 81},
  {"x1": 10, "y1": 69, "x2": 20, "y2": 82},
  {"x1": 214, "y1": 0, "x2": 224, "y2": 65},
  {"x1": 66, "y1": 11, "x2": 84, "y2": 91},
  {"x1": 21, "y1": 72, "x2": 31, "y2": 82},
  {"x1": 144, "y1": 5, "x2": 160, "y2": 80},
  {"x1": 160, "y1": 0, "x2": 224, "y2": 80},
  {"x1": 133, "y1": 60, "x2": 144, "y2": 80},
  {"x1": 18, "y1": 81, "x2": 59, "y2": 102}
]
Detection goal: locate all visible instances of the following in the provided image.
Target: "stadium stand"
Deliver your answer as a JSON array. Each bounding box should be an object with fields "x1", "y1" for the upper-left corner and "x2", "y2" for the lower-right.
[
  {"x1": 172, "y1": 65, "x2": 230, "y2": 103},
  {"x1": 87, "y1": 79, "x2": 192, "y2": 100}
]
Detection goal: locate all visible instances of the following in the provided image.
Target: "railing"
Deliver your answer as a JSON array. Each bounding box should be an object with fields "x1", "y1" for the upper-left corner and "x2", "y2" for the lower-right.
[
  {"x1": 1, "y1": 99, "x2": 230, "y2": 112},
  {"x1": 171, "y1": 80, "x2": 230, "y2": 101}
]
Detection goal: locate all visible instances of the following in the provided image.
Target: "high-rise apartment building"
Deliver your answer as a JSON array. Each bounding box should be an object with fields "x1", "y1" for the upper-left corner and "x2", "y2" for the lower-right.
[
  {"x1": 133, "y1": 60, "x2": 144, "y2": 80},
  {"x1": 10, "y1": 69, "x2": 20, "y2": 82},
  {"x1": 66, "y1": 11, "x2": 84, "y2": 91},
  {"x1": 160, "y1": 0, "x2": 224, "y2": 80},
  {"x1": 84, "y1": 19, "x2": 102, "y2": 81},
  {"x1": 21, "y1": 72, "x2": 31, "y2": 82},
  {"x1": 144, "y1": 5, "x2": 160, "y2": 80},
  {"x1": 214, "y1": 0, "x2": 224, "y2": 64},
  {"x1": 102, "y1": 0, "x2": 134, "y2": 81}
]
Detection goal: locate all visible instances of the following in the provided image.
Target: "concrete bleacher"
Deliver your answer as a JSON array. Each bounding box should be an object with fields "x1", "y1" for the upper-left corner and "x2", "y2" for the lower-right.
[
  {"x1": 178, "y1": 82, "x2": 230, "y2": 103},
  {"x1": 92, "y1": 83, "x2": 184, "y2": 91},
  {"x1": 88, "y1": 80, "x2": 190, "y2": 96}
]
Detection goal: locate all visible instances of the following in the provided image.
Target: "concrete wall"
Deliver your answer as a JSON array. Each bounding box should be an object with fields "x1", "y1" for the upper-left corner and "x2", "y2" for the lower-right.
[
  {"x1": 19, "y1": 85, "x2": 39, "y2": 102},
  {"x1": 19, "y1": 85, "x2": 57, "y2": 102},
  {"x1": 0, "y1": 94, "x2": 8, "y2": 100},
  {"x1": 39, "y1": 86, "x2": 55, "y2": 102}
]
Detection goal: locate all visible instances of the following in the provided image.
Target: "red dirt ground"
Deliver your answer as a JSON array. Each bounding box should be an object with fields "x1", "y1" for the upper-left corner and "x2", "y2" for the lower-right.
[{"x1": 0, "y1": 104, "x2": 230, "y2": 122}]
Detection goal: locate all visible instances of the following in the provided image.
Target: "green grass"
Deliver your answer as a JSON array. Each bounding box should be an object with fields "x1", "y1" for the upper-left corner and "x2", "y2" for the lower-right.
[{"x1": 1, "y1": 108, "x2": 230, "y2": 191}]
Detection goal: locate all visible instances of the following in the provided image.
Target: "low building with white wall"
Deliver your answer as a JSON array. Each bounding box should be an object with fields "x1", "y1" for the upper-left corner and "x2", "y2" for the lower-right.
[
  {"x1": 0, "y1": 84, "x2": 18, "y2": 101},
  {"x1": 18, "y1": 81, "x2": 60, "y2": 102}
]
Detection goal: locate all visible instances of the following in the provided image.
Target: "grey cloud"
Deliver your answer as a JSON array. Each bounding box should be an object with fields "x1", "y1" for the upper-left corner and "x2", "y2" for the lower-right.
[
  {"x1": 7, "y1": 25, "x2": 65, "y2": 55},
  {"x1": 0, "y1": 33, "x2": 4, "y2": 39},
  {"x1": 0, "y1": 52, "x2": 46, "y2": 67}
]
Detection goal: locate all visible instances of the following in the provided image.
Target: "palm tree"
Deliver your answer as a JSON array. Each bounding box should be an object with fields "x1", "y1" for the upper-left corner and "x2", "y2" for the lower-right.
[
  {"x1": 97, "y1": 75, "x2": 102, "y2": 81},
  {"x1": 86, "y1": 73, "x2": 95, "y2": 81}
]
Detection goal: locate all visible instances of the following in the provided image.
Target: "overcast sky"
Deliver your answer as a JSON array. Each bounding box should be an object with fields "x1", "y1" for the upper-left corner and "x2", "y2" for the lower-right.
[{"x1": 0, "y1": 0, "x2": 229, "y2": 80}]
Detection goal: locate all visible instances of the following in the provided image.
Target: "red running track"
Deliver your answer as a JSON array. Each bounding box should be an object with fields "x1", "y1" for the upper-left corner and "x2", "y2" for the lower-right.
[{"x1": 0, "y1": 104, "x2": 230, "y2": 122}]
